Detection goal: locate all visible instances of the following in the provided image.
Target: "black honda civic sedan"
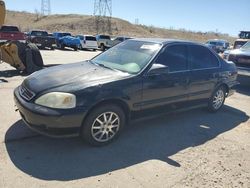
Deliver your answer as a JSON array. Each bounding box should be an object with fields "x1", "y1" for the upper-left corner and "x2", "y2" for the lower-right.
[{"x1": 14, "y1": 39, "x2": 238, "y2": 146}]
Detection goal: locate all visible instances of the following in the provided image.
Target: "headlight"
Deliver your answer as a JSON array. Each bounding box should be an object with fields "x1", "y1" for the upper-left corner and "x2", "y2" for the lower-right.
[{"x1": 35, "y1": 92, "x2": 76, "y2": 109}]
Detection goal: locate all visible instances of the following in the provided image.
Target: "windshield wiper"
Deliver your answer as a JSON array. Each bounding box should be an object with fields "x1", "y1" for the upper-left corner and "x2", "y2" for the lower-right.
[
  {"x1": 89, "y1": 60, "x2": 116, "y2": 71},
  {"x1": 98, "y1": 63, "x2": 116, "y2": 71}
]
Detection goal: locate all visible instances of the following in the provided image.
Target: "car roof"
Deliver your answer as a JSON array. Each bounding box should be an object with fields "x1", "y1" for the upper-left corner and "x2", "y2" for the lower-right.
[{"x1": 130, "y1": 38, "x2": 203, "y2": 46}]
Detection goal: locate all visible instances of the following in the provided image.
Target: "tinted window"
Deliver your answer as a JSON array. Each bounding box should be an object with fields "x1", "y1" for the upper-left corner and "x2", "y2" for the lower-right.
[
  {"x1": 86, "y1": 36, "x2": 96, "y2": 41},
  {"x1": 76, "y1": 35, "x2": 84, "y2": 40},
  {"x1": 99, "y1": 35, "x2": 111, "y2": 40},
  {"x1": 155, "y1": 44, "x2": 188, "y2": 72},
  {"x1": 31, "y1": 31, "x2": 48, "y2": 36},
  {"x1": 189, "y1": 45, "x2": 219, "y2": 69},
  {"x1": 116, "y1": 37, "x2": 123, "y2": 42},
  {"x1": 0, "y1": 26, "x2": 19, "y2": 32}
]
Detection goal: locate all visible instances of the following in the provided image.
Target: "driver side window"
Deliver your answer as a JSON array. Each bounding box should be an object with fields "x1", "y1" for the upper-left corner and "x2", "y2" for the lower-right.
[{"x1": 155, "y1": 44, "x2": 188, "y2": 72}]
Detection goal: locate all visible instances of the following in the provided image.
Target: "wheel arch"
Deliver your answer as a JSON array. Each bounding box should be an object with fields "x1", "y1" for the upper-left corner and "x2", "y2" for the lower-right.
[
  {"x1": 216, "y1": 83, "x2": 230, "y2": 96},
  {"x1": 81, "y1": 98, "x2": 130, "y2": 128}
]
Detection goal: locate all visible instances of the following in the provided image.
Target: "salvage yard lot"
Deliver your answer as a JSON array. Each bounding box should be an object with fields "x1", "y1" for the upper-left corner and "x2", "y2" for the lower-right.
[{"x1": 0, "y1": 50, "x2": 250, "y2": 187}]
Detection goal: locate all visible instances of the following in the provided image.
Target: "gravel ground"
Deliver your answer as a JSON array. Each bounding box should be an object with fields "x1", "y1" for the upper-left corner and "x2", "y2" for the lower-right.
[{"x1": 0, "y1": 49, "x2": 250, "y2": 188}]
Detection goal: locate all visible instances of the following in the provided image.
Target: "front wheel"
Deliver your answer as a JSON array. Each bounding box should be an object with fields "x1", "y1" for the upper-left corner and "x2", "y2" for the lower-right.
[
  {"x1": 208, "y1": 86, "x2": 226, "y2": 112},
  {"x1": 100, "y1": 44, "x2": 105, "y2": 51},
  {"x1": 81, "y1": 104, "x2": 125, "y2": 146}
]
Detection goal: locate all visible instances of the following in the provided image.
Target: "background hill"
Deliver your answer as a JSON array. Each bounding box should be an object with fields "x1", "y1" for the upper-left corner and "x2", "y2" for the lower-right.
[{"x1": 5, "y1": 10, "x2": 236, "y2": 43}]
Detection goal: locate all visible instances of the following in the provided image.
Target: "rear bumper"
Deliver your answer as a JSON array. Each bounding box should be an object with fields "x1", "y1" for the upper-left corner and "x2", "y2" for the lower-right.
[{"x1": 14, "y1": 88, "x2": 87, "y2": 138}]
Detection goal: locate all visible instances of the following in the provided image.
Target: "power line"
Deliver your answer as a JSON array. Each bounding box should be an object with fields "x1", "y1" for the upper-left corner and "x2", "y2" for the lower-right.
[
  {"x1": 94, "y1": 0, "x2": 112, "y2": 34},
  {"x1": 41, "y1": 0, "x2": 51, "y2": 16}
]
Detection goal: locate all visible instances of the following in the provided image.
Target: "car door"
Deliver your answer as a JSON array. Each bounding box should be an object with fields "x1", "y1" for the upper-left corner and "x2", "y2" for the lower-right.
[
  {"x1": 188, "y1": 44, "x2": 221, "y2": 101},
  {"x1": 141, "y1": 44, "x2": 190, "y2": 110}
]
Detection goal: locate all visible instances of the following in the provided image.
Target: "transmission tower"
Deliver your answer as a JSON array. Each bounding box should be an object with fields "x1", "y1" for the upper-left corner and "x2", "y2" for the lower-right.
[
  {"x1": 41, "y1": 0, "x2": 51, "y2": 15},
  {"x1": 94, "y1": 0, "x2": 112, "y2": 34}
]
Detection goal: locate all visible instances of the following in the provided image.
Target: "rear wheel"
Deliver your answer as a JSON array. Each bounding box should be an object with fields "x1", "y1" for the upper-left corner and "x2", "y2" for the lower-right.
[
  {"x1": 208, "y1": 86, "x2": 226, "y2": 112},
  {"x1": 81, "y1": 104, "x2": 125, "y2": 146},
  {"x1": 59, "y1": 43, "x2": 64, "y2": 50}
]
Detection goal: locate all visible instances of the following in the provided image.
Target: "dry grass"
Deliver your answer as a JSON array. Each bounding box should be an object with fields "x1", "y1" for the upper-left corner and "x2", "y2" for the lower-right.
[{"x1": 5, "y1": 10, "x2": 236, "y2": 44}]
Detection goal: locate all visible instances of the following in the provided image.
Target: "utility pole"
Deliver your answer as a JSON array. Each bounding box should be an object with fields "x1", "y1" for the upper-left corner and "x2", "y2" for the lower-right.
[
  {"x1": 94, "y1": 0, "x2": 112, "y2": 34},
  {"x1": 41, "y1": 0, "x2": 51, "y2": 16}
]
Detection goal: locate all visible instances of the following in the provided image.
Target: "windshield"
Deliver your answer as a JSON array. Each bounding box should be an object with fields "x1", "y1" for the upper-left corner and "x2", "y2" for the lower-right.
[
  {"x1": 91, "y1": 40, "x2": 161, "y2": 74},
  {"x1": 31, "y1": 31, "x2": 48, "y2": 36},
  {"x1": 241, "y1": 42, "x2": 250, "y2": 51}
]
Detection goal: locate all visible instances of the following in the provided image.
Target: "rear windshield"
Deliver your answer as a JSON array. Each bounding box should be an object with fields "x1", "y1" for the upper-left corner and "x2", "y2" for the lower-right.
[
  {"x1": 62, "y1": 33, "x2": 71, "y2": 37},
  {"x1": 77, "y1": 36, "x2": 84, "y2": 40},
  {"x1": 210, "y1": 41, "x2": 223, "y2": 46},
  {"x1": 99, "y1": 35, "x2": 111, "y2": 40},
  {"x1": 86, "y1": 36, "x2": 96, "y2": 41},
  {"x1": 239, "y1": 32, "x2": 250, "y2": 39},
  {"x1": 0, "y1": 26, "x2": 19, "y2": 32},
  {"x1": 31, "y1": 31, "x2": 48, "y2": 36}
]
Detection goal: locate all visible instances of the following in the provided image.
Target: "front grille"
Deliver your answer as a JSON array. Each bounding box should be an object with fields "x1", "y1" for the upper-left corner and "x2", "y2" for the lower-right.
[{"x1": 19, "y1": 85, "x2": 35, "y2": 101}]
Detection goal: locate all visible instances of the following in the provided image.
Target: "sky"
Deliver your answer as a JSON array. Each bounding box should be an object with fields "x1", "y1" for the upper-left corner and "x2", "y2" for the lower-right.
[{"x1": 3, "y1": 0, "x2": 250, "y2": 36}]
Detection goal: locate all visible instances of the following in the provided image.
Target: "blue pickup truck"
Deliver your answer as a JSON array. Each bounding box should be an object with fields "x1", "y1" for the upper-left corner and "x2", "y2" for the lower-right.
[{"x1": 53, "y1": 32, "x2": 81, "y2": 51}]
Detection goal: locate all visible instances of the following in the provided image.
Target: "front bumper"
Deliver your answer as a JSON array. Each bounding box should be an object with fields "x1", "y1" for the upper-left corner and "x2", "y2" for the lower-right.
[{"x1": 14, "y1": 88, "x2": 87, "y2": 138}]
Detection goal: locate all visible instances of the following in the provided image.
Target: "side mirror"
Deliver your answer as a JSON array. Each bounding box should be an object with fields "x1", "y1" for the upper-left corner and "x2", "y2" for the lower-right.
[{"x1": 147, "y1": 64, "x2": 169, "y2": 75}]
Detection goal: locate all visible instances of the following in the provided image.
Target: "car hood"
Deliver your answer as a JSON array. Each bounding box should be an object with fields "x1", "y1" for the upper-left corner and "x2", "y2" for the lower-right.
[
  {"x1": 23, "y1": 61, "x2": 131, "y2": 94},
  {"x1": 229, "y1": 48, "x2": 250, "y2": 56}
]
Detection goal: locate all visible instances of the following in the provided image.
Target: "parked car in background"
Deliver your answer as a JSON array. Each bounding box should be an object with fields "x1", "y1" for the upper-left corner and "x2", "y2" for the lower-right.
[
  {"x1": 205, "y1": 39, "x2": 229, "y2": 53},
  {"x1": 110, "y1": 36, "x2": 133, "y2": 47},
  {"x1": 27, "y1": 30, "x2": 55, "y2": 50},
  {"x1": 0, "y1": 25, "x2": 25, "y2": 43},
  {"x1": 53, "y1": 32, "x2": 81, "y2": 51},
  {"x1": 227, "y1": 41, "x2": 250, "y2": 65},
  {"x1": 76, "y1": 35, "x2": 98, "y2": 51},
  {"x1": 14, "y1": 39, "x2": 238, "y2": 146},
  {"x1": 96, "y1": 34, "x2": 112, "y2": 51},
  {"x1": 233, "y1": 31, "x2": 250, "y2": 49}
]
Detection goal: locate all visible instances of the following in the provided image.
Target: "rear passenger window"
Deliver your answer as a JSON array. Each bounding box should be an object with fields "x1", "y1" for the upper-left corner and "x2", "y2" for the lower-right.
[
  {"x1": 155, "y1": 44, "x2": 188, "y2": 72},
  {"x1": 189, "y1": 45, "x2": 219, "y2": 69}
]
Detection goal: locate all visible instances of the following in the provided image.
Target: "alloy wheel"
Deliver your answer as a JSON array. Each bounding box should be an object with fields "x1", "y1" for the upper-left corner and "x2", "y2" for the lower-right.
[
  {"x1": 212, "y1": 89, "x2": 225, "y2": 110},
  {"x1": 91, "y1": 112, "x2": 120, "y2": 142}
]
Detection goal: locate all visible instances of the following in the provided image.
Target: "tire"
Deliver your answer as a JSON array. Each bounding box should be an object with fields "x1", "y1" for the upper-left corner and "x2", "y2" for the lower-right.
[
  {"x1": 81, "y1": 104, "x2": 125, "y2": 146},
  {"x1": 40, "y1": 45, "x2": 45, "y2": 50},
  {"x1": 207, "y1": 86, "x2": 226, "y2": 112},
  {"x1": 59, "y1": 43, "x2": 64, "y2": 50},
  {"x1": 100, "y1": 44, "x2": 105, "y2": 51},
  {"x1": 50, "y1": 46, "x2": 54, "y2": 50},
  {"x1": 74, "y1": 47, "x2": 78, "y2": 51},
  {"x1": 78, "y1": 45, "x2": 83, "y2": 50},
  {"x1": 27, "y1": 43, "x2": 44, "y2": 67}
]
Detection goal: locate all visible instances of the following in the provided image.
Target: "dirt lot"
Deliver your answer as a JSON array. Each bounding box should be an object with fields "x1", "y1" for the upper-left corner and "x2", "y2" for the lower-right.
[{"x1": 0, "y1": 49, "x2": 250, "y2": 188}]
